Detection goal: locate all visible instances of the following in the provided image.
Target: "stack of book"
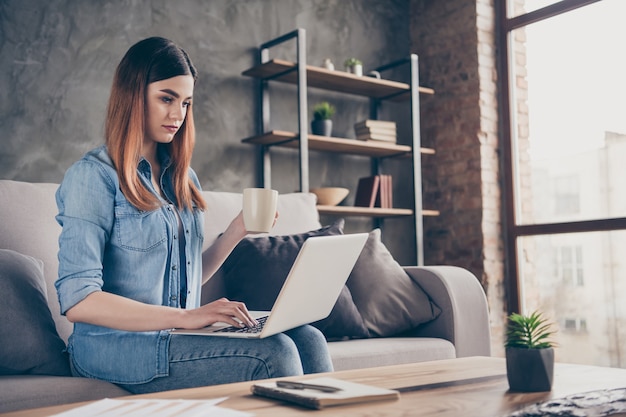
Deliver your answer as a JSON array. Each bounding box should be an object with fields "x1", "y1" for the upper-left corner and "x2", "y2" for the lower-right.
[
  {"x1": 354, "y1": 175, "x2": 393, "y2": 209},
  {"x1": 354, "y1": 120, "x2": 397, "y2": 143}
]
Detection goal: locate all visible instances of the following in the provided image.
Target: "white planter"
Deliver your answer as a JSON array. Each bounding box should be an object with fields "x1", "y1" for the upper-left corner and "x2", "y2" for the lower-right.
[{"x1": 346, "y1": 64, "x2": 363, "y2": 76}]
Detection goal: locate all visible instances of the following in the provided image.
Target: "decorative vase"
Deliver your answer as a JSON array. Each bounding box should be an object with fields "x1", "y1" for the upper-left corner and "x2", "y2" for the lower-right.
[
  {"x1": 506, "y1": 347, "x2": 554, "y2": 392},
  {"x1": 311, "y1": 119, "x2": 332, "y2": 136}
]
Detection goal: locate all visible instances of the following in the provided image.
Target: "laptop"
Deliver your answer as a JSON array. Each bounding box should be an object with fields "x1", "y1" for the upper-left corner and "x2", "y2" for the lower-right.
[{"x1": 171, "y1": 233, "x2": 368, "y2": 339}]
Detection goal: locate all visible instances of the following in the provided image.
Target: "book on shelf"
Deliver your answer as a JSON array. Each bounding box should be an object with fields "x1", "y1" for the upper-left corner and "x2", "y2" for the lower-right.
[
  {"x1": 354, "y1": 175, "x2": 380, "y2": 208},
  {"x1": 373, "y1": 175, "x2": 392, "y2": 209},
  {"x1": 374, "y1": 174, "x2": 392, "y2": 209},
  {"x1": 251, "y1": 377, "x2": 400, "y2": 410},
  {"x1": 355, "y1": 126, "x2": 397, "y2": 136},
  {"x1": 354, "y1": 119, "x2": 397, "y2": 142},
  {"x1": 354, "y1": 119, "x2": 396, "y2": 130},
  {"x1": 355, "y1": 131, "x2": 397, "y2": 142},
  {"x1": 354, "y1": 175, "x2": 393, "y2": 208}
]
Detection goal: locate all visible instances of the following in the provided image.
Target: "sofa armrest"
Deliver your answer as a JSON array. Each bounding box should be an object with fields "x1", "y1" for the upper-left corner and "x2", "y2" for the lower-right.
[{"x1": 404, "y1": 266, "x2": 491, "y2": 357}]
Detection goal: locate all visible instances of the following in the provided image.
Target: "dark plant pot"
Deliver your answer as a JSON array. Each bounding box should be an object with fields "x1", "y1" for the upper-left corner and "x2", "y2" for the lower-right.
[
  {"x1": 506, "y1": 347, "x2": 554, "y2": 392},
  {"x1": 311, "y1": 119, "x2": 332, "y2": 136}
]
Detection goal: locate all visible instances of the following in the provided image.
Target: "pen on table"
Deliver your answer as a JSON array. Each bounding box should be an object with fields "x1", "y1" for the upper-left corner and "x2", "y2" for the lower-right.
[{"x1": 276, "y1": 380, "x2": 343, "y2": 393}]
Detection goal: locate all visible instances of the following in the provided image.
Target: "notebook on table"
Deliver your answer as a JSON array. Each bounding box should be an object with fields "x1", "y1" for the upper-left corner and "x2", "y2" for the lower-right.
[
  {"x1": 171, "y1": 233, "x2": 368, "y2": 339},
  {"x1": 251, "y1": 377, "x2": 400, "y2": 409}
]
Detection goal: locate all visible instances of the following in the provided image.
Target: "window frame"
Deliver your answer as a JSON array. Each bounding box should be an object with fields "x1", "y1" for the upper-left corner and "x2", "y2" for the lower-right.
[{"x1": 496, "y1": 0, "x2": 626, "y2": 313}]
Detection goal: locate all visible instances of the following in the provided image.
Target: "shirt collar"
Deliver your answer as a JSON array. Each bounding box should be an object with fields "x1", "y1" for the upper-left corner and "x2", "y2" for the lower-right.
[{"x1": 137, "y1": 144, "x2": 173, "y2": 174}]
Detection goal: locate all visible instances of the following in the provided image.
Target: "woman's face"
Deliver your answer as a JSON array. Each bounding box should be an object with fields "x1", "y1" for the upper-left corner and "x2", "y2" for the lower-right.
[{"x1": 144, "y1": 75, "x2": 194, "y2": 147}]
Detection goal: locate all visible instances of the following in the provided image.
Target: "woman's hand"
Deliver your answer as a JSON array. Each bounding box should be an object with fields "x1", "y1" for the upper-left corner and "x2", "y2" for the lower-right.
[
  {"x1": 181, "y1": 298, "x2": 258, "y2": 329},
  {"x1": 222, "y1": 209, "x2": 280, "y2": 236}
]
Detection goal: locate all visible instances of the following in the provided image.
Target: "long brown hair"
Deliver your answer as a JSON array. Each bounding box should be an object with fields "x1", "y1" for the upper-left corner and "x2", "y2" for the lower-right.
[{"x1": 105, "y1": 37, "x2": 206, "y2": 211}]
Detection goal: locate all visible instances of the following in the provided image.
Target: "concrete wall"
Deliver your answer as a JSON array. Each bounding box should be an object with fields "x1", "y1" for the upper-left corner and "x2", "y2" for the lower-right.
[{"x1": 0, "y1": 0, "x2": 419, "y2": 263}]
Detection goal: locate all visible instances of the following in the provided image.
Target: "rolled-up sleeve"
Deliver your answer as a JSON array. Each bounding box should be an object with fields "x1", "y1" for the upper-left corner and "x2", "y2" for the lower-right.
[{"x1": 55, "y1": 160, "x2": 116, "y2": 314}]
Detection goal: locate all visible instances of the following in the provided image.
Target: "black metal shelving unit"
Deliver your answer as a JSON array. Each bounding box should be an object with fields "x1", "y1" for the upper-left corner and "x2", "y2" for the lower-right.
[{"x1": 240, "y1": 28, "x2": 436, "y2": 265}]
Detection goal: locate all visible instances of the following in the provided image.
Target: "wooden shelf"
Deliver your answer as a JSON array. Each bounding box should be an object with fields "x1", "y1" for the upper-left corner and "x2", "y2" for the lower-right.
[
  {"x1": 317, "y1": 205, "x2": 440, "y2": 218},
  {"x1": 242, "y1": 59, "x2": 434, "y2": 102},
  {"x1": 242, "y1": 130, "x2": 435, "y2": 158}
]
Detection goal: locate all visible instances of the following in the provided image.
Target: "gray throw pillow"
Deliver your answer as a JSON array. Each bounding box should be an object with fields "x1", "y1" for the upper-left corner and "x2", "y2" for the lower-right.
[
  {"x1": 0, "y1": 249, "x2": 71, "y2": 376},
  {"x1": 221, "y1": 219, "x2": 370, "y2": 340},
  {"x1": 346, "y1": 229, "x2": 441, "y2": 337}
]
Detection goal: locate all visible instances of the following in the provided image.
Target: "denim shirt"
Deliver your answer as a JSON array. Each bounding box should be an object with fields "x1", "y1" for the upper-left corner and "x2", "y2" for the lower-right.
[{"x1": 55, "y1": 145, "x2": 205, "y2": 384}]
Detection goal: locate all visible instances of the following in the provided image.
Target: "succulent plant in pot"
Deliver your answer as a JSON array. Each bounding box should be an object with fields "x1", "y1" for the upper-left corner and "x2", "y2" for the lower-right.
[
  {"x1": 344, "y1": 58, "x2": 363, "y2": 76},
  {"x1": 311, "y1": 101, "x2": 335, "y2": 137},
  {"x1": 505, "y1": 310, "x2": 557, "y2": 392}
]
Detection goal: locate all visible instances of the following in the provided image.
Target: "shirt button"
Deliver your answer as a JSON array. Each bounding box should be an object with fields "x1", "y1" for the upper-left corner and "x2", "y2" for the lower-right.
[{"x1": 172, "y1": 265, "x2": 177, "y2": 270}]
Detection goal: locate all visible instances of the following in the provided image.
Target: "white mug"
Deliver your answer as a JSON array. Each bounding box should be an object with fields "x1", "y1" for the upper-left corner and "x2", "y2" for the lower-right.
[{"x1": 242, "y1": 188, "x2": 278, "y2": 233}]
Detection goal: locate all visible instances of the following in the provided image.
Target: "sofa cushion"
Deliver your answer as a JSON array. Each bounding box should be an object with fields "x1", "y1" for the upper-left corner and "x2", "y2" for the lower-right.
[
  {"x1": 0, "y1": 249, "x2": 71, "y2": 376},
  {"x1": 221, "y1": 219, "x2": 370, "y2": 340},
  {"x1": 220, "y1": 224, "x2": 442, "y2": 340},
  {"x1": 222, "y1": 219, "x2": 344, "y2": 309},
  {"x1": 327, "y1": 337, "x2": 455, "y2": 371},
  {"x1": 309, "y1": 286, "x2": 367, "y2": 340},
  {"x1": 346, "y1": 229, "x2": 441, "y2": 337},
  {"x1": 0, "y1": 375, "x2": 130, "y2": 413},
  {"x1": 0, "y1": 180, "x2": 71, "y2": 342}
]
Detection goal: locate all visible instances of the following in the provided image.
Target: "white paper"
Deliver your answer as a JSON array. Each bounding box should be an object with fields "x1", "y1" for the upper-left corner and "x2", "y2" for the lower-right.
[{"x1": 49, "y1": 397, "x2": 253, "y2": 417}]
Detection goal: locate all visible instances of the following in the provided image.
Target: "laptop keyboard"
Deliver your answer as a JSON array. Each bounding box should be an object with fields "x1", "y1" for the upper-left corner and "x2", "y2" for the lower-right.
[{"x1": 214, "y1": 315, "x2": 269, "y2": 334}]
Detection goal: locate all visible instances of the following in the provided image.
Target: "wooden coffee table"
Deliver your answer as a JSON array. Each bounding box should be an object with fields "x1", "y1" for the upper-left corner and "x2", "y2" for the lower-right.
[{"x1": 3, "y1": 357, "x2": 626, "y2": 417}]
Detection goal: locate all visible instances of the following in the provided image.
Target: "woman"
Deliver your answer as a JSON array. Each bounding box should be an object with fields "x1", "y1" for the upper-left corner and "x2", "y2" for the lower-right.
[{"x1": 55, "y1": 37, "x2": 333, "y2": 394}]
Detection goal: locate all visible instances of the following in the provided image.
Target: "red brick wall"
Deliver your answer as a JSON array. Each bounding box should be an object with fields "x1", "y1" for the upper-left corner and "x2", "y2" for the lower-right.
[{"x1": 410, "y1": 0, "x2": 507, "y2": 354}]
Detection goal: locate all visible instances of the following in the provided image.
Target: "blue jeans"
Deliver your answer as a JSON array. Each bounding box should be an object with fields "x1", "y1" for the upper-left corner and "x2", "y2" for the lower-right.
[{"x1": 115, "y1": 325, "x2": 333, "y2": 394}]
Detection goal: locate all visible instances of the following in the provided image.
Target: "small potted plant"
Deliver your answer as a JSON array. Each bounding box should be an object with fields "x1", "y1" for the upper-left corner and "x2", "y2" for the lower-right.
[
  {"x1": 311, "y1": 101, "x2": 335, "y2": 137},
  {"x1": 505, "y1": 310, "x2": 556, "y2": 392},
  {"x1": 344, "y1": 58, "x2": 363, "y2": 76}
]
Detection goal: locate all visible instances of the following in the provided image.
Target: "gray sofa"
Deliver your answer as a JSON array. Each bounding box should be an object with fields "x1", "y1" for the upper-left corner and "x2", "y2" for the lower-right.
[{"x1": 0, "y1": 179, "x2": 491, "y2": 413}]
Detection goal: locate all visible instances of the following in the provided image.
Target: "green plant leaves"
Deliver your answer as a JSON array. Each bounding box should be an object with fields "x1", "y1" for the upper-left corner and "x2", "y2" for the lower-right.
[
  {"x1": 312, "y1": 102, "x2": 335, "y2": 120},
  {"x1": 505, "y1": 311, "x2": 555, "y2": 349},
  {"x1": 344, "y1": 57, "x2": 362, "y2": 67}
]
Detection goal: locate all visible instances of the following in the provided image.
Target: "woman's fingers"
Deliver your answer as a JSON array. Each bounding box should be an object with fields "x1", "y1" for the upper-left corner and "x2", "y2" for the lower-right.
[
  {"x1": 181, "y1": 298, "x2": 259, "y2": 330},
  {"x1": 210, "y1": 298, "x2": 257, "y2": 328}
]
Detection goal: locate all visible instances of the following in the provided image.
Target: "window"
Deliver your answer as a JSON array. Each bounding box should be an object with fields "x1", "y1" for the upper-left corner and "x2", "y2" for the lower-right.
[
  {"x1": 564, "y1": 318, "x2": 587, "y2": 332},
  {"x1": 499, "y1": 0, "x2": 626, "y2": 368},
  {"x1": 553, "y1": 245, "x2": 583, "y2": 286},
  {"x1": 518, "y1": 231, "x2": 624, "y2": 367},
  {"x1": 553, "y1": 175, "x2": 579, "y2": 216}
]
